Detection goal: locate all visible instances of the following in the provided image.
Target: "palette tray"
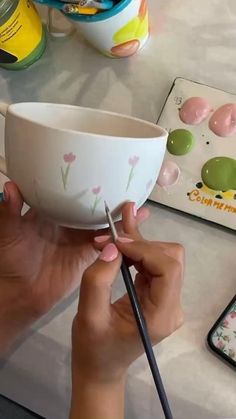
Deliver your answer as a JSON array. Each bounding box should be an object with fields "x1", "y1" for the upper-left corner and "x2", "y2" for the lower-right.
[{"x1": 149, "y1": 78, "x2": 236, "y2": 230}]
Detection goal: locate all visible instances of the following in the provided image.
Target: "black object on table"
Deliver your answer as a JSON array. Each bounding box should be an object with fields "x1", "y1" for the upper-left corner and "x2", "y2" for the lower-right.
[{"x1": 0, "y1": 395, "x2": 44, "y2": 419}]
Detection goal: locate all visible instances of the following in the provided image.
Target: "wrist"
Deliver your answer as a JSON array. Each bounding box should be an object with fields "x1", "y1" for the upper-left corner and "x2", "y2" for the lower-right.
[
  {"x1": 72, "y1": 342, "x2": 127, "y2": 385},
  {"x1": 72, "y1": 370, "x2": 126, "y2": 392},
  {"x1": 70, "y1": 374, "x2": 126, "y2": 419}
]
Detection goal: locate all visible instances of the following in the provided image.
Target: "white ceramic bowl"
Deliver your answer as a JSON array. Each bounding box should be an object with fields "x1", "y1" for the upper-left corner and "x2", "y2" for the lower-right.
[{"x1": 0, "y1": 102, "x2": 167, "y2": 229}]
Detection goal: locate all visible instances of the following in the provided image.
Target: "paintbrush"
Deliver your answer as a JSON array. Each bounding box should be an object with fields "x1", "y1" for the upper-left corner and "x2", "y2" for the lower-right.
[
  {"x1": 60, "y1": 0, "x2": 114, "y2": 9},
  {"x1": 104, "y1": 201, "x2": 174, "y2": 419}
]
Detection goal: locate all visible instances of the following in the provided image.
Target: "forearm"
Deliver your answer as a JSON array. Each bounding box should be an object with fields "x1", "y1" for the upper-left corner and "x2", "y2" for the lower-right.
[{"x1": 70, "y1": 375, "x2": 125, "y2": 419}]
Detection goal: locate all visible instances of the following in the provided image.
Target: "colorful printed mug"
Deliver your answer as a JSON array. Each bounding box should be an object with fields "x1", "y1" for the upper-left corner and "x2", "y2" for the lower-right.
[
  {"x1": 0, "y1": 102, "x2": 167, "y2": 229},
  {"x1": 65, "y1": 0, "x2": 149, "y2": 57}
]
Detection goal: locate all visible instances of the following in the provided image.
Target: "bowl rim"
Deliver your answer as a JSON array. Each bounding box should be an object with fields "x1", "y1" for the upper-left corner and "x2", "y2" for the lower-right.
[{"x1": 8, "y1": 102, "x2": 168, "y2": 141}]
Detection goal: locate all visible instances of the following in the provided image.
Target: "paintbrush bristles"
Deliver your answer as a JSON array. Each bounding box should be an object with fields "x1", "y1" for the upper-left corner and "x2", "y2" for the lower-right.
[
  {"x1": 104, "y1": 200, "x2": 110, "y2": 215},
  {"x1": 104, "y1": 201, "x2": 118, "y2": 241}
]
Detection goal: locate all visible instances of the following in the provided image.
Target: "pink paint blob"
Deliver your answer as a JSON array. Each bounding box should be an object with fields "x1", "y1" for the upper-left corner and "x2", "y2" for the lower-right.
[
  {"x1": 179, "y1": 97, "x2": 212, "y2": 125},
  {"x1": 157, "y1": 161, "x2": 180, "y2": 187},
  {"x1": 209, "y1": 104, "x2": 236, "y2": 137}
]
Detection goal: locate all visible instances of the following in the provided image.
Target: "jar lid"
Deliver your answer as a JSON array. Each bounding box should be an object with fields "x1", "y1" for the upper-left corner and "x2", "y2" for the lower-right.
[{"x1": 0, "y1": 0, "x2": 13, "y2": 18}]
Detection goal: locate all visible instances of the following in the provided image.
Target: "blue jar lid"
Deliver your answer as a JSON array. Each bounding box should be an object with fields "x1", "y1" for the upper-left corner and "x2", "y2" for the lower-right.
[{"x1": 63, "y1": 0, "x2": 132, "y2": 22}]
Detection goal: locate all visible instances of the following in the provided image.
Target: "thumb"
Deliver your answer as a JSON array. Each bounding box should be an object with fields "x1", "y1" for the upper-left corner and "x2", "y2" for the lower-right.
[
  {"x1": 79, "y1": 243, "x2": 121, "y2": 321},
  {"x1": 0, "y1": 182, "x2": 24, "y2": 242},
  {"x1": 0, "y1": 182, "x2": 24, "y2": 216}
]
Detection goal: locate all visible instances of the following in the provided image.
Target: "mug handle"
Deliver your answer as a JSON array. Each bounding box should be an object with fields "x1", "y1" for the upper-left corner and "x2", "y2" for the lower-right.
[{"x1": 0, "y1": 102, "x2": 8, "y2": 176}]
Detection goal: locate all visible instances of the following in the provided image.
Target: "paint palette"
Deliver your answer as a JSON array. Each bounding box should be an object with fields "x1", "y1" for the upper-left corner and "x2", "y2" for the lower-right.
[{"x1": 149, "y1": 78, "x2": 236, "y2": 230}]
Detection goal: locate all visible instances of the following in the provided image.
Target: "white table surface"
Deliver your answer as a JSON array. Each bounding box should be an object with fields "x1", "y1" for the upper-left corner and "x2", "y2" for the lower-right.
[{"x1": 0, "y1": 1, "x2": 236, "y2": 418}]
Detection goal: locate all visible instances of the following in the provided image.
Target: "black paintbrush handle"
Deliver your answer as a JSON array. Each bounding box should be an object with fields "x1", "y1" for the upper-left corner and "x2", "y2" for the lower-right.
[{"x1": 121, "y1": 260, "x2": 173, "y2": 419}]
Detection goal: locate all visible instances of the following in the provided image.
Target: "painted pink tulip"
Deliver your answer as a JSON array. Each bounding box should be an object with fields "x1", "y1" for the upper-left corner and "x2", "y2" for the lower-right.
[
  {"x1": 230, "y1": 311, "x2": 236, "y2": 319},
  {"x1": 64, "y1": 152, "x2": 76, "y2": 163},
  {"x1": 92, "y1": 186, "x2": 101, "y2": 195},
  {"x1": 91, "y1": 187, "x2": 102, "y2": 215},
  {"x1": 129, "y1": 156, "x2": 140, "y2": 167},
  {"x1": 61, "y1": 153, "x2": 76, "y2": 190}
]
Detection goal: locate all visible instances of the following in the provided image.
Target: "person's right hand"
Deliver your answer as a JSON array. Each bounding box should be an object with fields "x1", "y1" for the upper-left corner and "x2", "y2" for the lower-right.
[
  {"x1": 70, "y1": 237, "x2": 184, "y2": 419},
  {"x1": 72, "y1": 237, "x2": 184, "y2": 384}
]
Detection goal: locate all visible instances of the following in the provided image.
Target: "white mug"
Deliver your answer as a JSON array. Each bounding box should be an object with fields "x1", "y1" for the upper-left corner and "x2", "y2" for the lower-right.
[
  {"x1": 65, "y1": 0, "x2": 149, "y2": 58},
  {"x1": 0, "y1": 102, "x2": 167, "y2": 229}
]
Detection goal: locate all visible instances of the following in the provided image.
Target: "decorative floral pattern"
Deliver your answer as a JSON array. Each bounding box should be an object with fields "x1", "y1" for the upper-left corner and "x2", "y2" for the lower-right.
[
  {"x1": 110, "y1": 0, "x2": 148, "y2": 58},
  {"x1": 57, "y1": 152, "x2": 143, "y2": 214},
  {"x1": 91, "y1": 186, "x2": 102, "y2": 215},
  {"x1": 212, "y1": 301, "x2": 236, "y2": 362},
  {"x1": 61, "y1": 153, "x2": 76, "y2": 190},
  {"x1": 126, "y1": 155, "x2": 140, "y2": 191}
]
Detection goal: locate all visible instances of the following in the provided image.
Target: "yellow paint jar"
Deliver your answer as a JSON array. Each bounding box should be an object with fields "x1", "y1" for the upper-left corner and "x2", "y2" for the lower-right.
[{"x1": 0, "y1": 0, "x2": 46, "y2": 70}]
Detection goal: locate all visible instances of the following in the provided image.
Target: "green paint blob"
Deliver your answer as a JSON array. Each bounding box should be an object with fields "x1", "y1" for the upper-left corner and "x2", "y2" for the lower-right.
[
  {"x1": 201, "y1": 157, "x2": 236, "y2": 191},
  {"x1": 167, "y1": 129, "x2": 195, "y2": 156}
]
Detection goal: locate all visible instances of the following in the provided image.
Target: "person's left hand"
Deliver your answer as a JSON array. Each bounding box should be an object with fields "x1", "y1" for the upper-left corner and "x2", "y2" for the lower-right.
[{"x1": 0, "y1": 182, "x2": 148, "y2": 353}]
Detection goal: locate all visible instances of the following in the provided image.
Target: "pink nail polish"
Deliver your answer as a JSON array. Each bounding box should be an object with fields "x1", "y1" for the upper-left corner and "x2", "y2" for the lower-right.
[
  {"x1": 133, "y1": 203, "x2": 137, "y2": 217},
  {"x1": 117, "y1": 237, "x2": 134, "y2": 243},
  {"x1": 99, "y1": 243, "x2": 118, "y2": 262},
  {"x1": 94, "y1": 235, "x2": 110, "y2": 243}
]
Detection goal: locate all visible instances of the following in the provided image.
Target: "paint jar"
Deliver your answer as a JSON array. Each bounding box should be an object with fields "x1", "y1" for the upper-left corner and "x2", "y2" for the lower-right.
[
  {"x1": 64, "y1": 0, "x2": 149, "y2": 58},
  {"x1": 0, "y1": 0, "x2": 46, "y2": 70}
]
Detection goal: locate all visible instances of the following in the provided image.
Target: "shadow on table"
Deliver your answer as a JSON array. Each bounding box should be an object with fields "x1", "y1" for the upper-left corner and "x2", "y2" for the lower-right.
[
  {"x1": 0, "y1": 330, "x2": 221, "y2": 419},
  {"x1": 0, "y1": 327, "x2": 234, "y2": 419},
  {"x1": 0, "y1": 26, "x2": 166, "y2": 122},
  {"x1": 0, "y1": 287, "x2": 78, "y2": 367},
  {"x1": 0, "y1": 332, "x2": 71, "y2": 419},
  {"x1": 1, "y1": 272, "x2": 128, "y2": 364},
  {"x1": 125, "y1": 373, "x2": 223, "y2": 419}
]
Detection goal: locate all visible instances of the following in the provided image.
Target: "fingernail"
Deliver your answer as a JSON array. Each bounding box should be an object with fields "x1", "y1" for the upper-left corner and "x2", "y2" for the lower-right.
[
  {"x1": 3, "y1": 184, "x2": 9, "y2": 202},
  {"x1": 99, "y1": 243, "x2": 118, "y2": 262},
  {"x1": 133, "y1": 203, "x2": 137, "y2": 217},
  {"x1": 94, "y1": 235, "x2": 110, "y2": 243},
  {"x1": 117, "y1": 237, "x2": 134, "y2": 243}
]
